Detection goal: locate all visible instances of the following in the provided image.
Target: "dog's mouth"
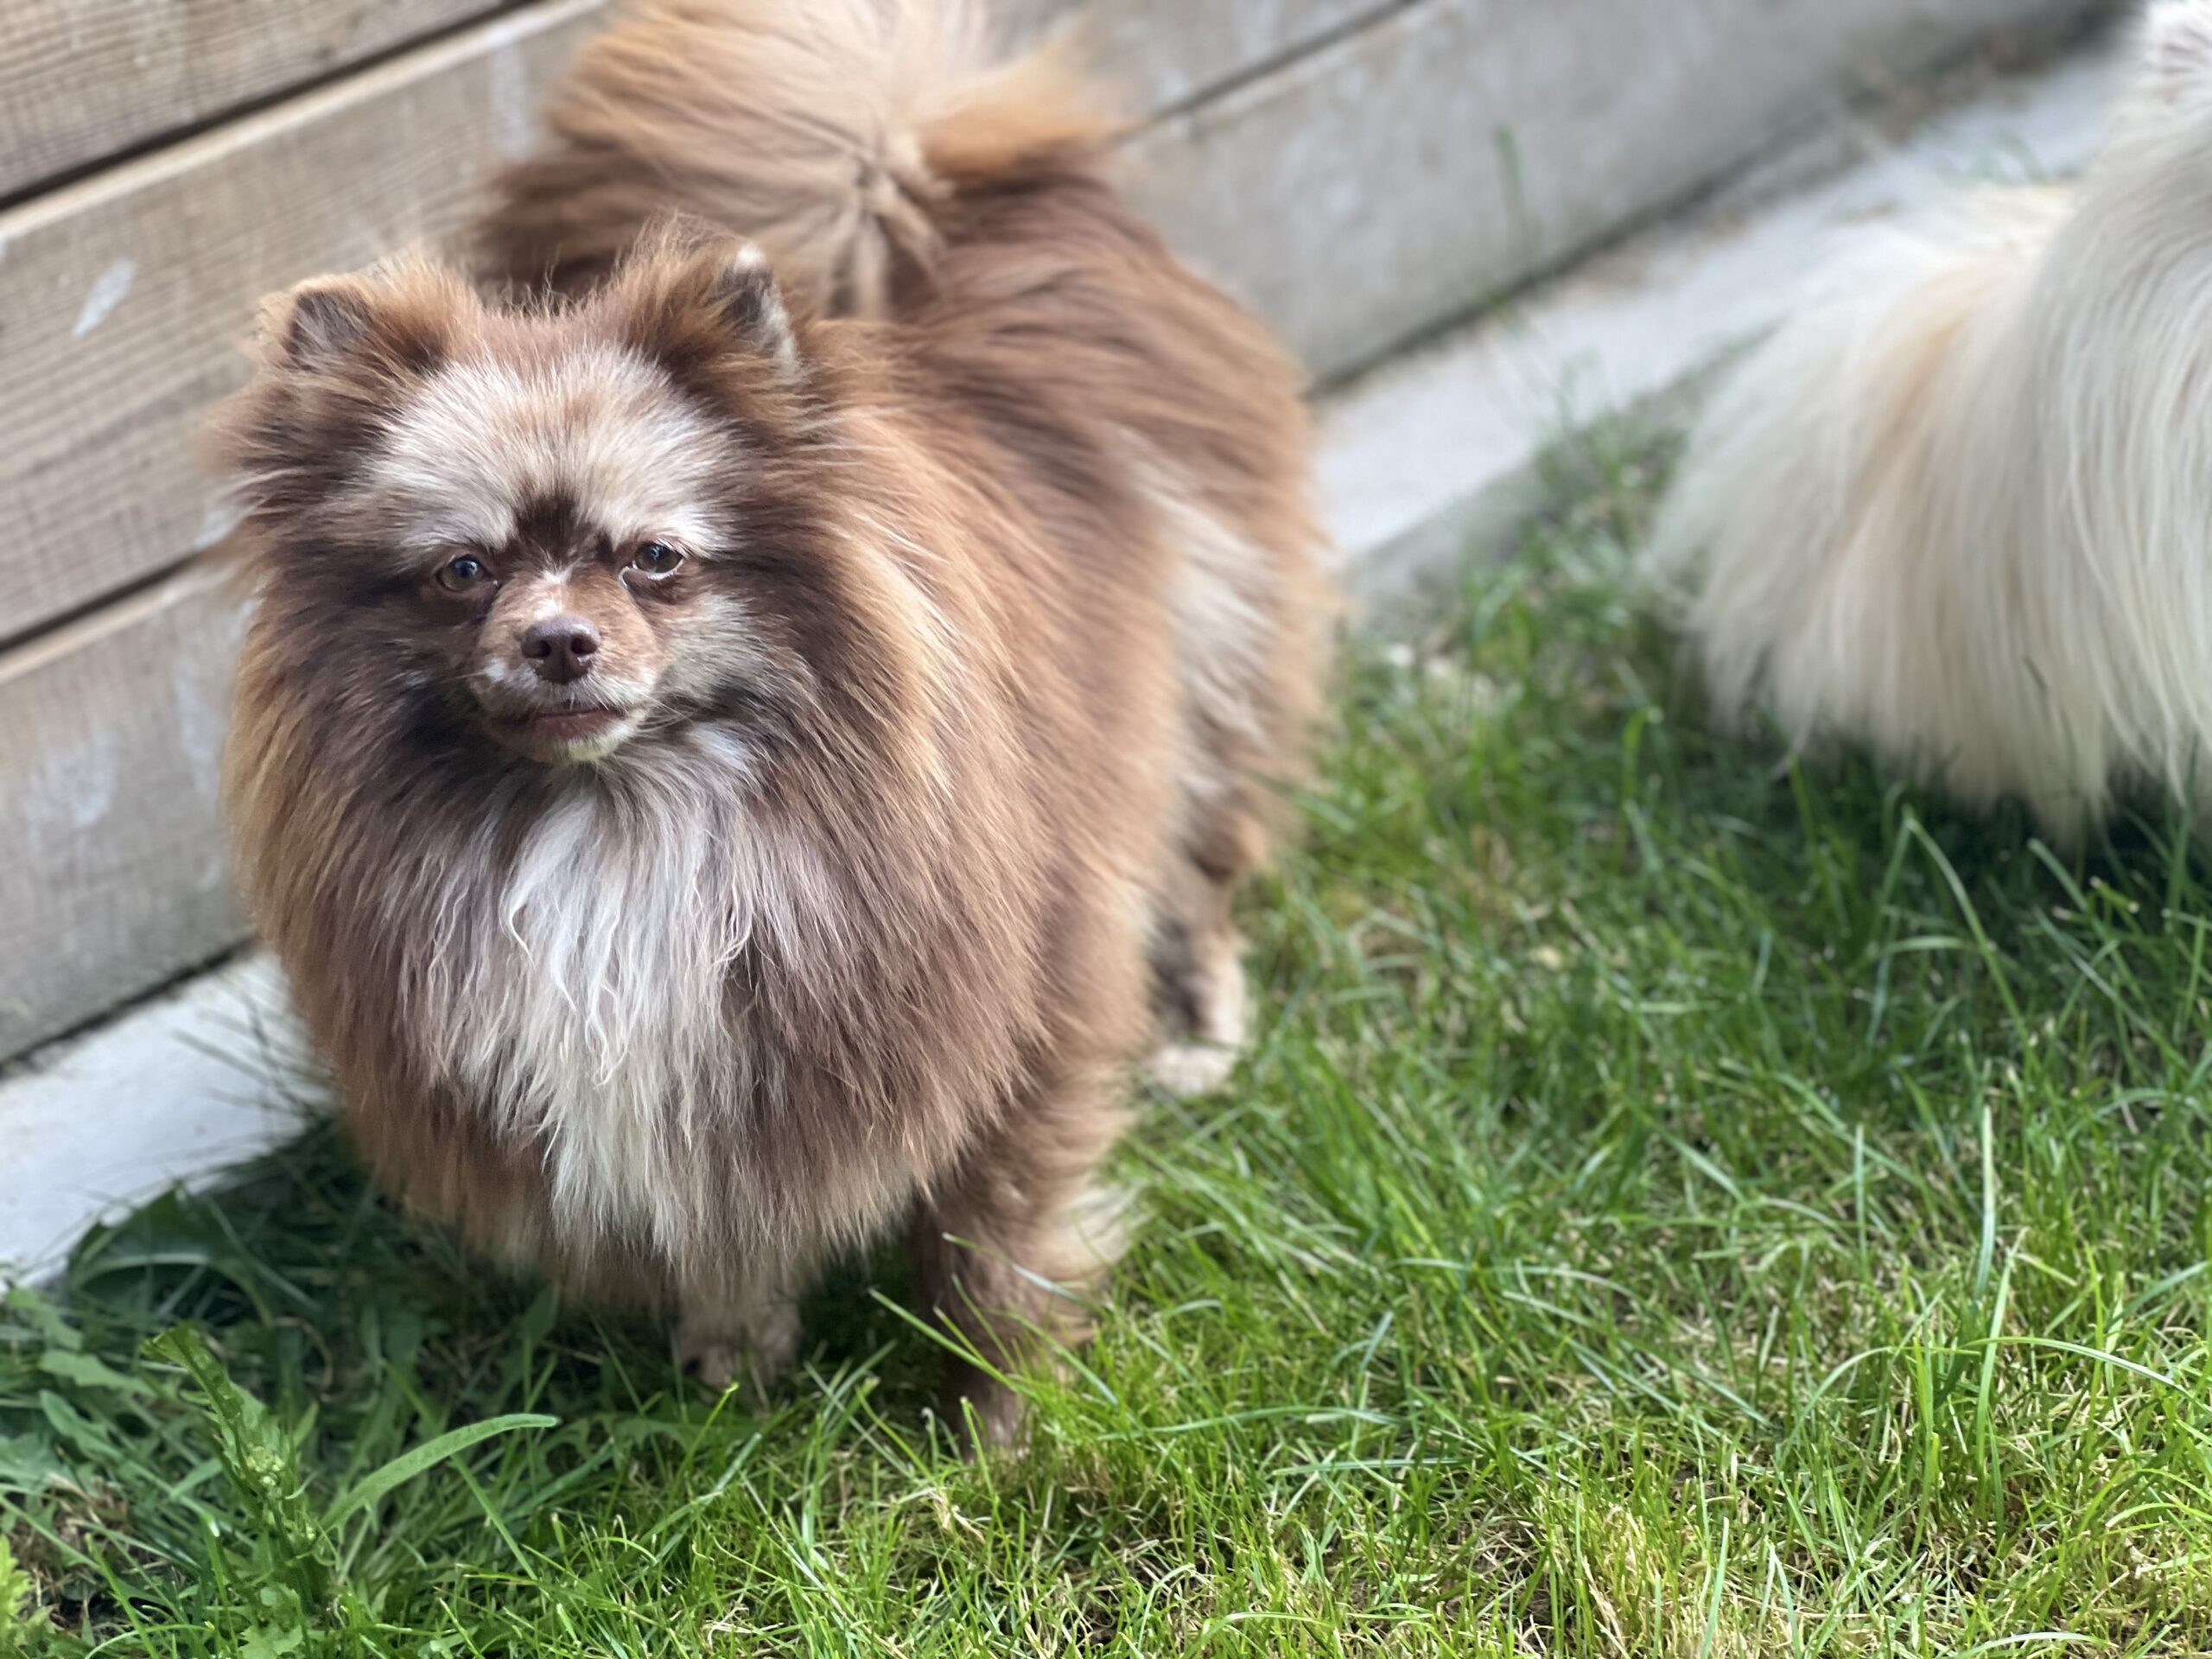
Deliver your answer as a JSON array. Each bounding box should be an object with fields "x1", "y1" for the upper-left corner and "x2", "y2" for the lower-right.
[
  {"x1": 520, "y1": 706, "x2": 631, "y2": 742},
  {"x1": 486, "y1": 699, "x2": 645, "y2": 762}
]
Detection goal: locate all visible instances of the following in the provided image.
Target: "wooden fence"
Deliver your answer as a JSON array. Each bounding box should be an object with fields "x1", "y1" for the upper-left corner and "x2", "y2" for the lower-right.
[{"x1": 0, "y1": 0, "x2": 2101, "y2": 1061}]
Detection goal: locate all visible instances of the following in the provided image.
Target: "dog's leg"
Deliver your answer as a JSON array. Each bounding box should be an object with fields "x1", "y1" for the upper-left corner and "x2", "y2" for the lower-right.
[
  {"x1": 1146, "y1": 801, "x2": 1262, "y2": 1097},
  {"x1": 911, "y1": 1074, "x2": 1131, "y2": 1449},
  {"x1": 1147, "y1": 913, "x2": 1250, "y2": 1096},
  {"x1": 673, "y1": 1262, "x2": 804, "y2": 1403}
]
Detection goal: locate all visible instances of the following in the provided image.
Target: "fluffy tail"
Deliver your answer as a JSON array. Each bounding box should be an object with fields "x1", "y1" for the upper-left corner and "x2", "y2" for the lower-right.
[
  {"x1": 1645, "y1": 194, "x2": 2063, "y2": 723},
  {"x1": 478, "y1": 0, "x2": 1113, "y2": 317}
]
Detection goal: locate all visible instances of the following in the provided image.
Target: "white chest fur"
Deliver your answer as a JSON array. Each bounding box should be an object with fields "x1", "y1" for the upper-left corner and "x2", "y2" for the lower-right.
[{"x1": 413, "y1": 751, "x2": 760, "y2": 1255}]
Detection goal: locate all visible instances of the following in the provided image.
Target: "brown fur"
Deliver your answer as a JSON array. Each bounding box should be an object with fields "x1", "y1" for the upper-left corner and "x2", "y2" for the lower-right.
[{"x1": 216, "y1": 0, "x2": 1330, "y2": 1444}]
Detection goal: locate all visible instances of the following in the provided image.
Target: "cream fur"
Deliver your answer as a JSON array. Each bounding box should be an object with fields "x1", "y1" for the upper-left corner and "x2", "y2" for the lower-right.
[
  {"x1": 359, "y1": 345, "x2": 734, "y2": 558},
  {"x1": 1649, "y1": 0, "x2": 2212, "y2": 839}
]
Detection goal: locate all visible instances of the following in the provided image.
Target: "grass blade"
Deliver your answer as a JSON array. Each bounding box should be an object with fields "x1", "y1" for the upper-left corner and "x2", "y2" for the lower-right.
[{"x1": 325, "y1": 1414, "x2": 558, "y2": 1529}]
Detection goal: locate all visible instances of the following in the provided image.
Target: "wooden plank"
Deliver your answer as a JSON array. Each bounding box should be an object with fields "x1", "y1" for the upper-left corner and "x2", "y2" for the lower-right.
[
  {"x1": 0, "y1": 0, "x2": 1369, "y2": 207},
  {"x1": 1001, "y1": 0, "x2": 1388, "y2": 116},
  {"x1": 0, "y1": 570, "x2": 245, "y2": 1059},
  {"x1": 1127, "y1": 0, "x2": 2101, "y2": 381},
  {"x1": 0, "y1": 0, "x2": 611, "y2": 646},
  {"x1": 0, "y1": 1, "x2": 524, "y2": 201}
]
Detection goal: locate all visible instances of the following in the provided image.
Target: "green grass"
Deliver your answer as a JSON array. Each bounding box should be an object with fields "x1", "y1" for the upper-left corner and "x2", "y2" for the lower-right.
[{"x1": 10, "y1": 451, "x2": 2212, "y2": 1656}]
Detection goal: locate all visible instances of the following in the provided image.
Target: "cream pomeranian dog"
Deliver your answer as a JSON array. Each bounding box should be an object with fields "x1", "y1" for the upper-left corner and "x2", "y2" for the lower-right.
[
  {"x1": 214, "y1": 0, "x2": 1329, "y2": 1444},
  {"x1": 1650, "y1": 1, "x2": 2212, "y2": 839}
]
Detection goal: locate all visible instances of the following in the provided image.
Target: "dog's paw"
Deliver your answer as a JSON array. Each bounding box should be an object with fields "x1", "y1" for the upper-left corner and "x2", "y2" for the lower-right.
[
  {"x1": 674, "y1": 1300, "x2": 800, "y2": 1402},
  {"x1": 1146, "y1": 1038, "x2": 1241, "y2": 1097},
  {"x1": 939, "y1": 1369, "x2": 1029, "y2": 1457},
  {"x1": 1149, "y1": 944, "x2": 1250, "y2": 1096}
]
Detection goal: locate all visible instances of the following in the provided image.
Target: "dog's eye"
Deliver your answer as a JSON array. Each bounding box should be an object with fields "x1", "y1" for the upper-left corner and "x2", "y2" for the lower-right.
[
  {"x1": 436, "y1": 554, "x2": 491, "y2": 593},
  {"x1": 631, "y1": 541, "x2": 684, "y2": 577}
]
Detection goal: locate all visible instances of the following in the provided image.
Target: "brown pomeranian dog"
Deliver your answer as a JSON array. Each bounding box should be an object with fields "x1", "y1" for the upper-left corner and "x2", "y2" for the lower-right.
[{"x1": 214, "y1": 0, "x2": 1329, "y2": 1441}]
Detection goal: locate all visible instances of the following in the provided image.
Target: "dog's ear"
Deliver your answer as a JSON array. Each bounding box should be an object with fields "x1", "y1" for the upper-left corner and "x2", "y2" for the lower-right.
[
  {"x1": 2150, "y1": 1, "x2": 2212, "y2": 107},
  {"x1": 700, "y1": 242, "x2": 802, "y2": 379},
  {"x1": 259, "y1": 261, "x2": 461, "y2": 378},
  {"x1": 615, "y1": 232, "x2": 807, "y2": 386},
  {"x1": 271, "y1": 277, "x2": 380, "y2": 371}
]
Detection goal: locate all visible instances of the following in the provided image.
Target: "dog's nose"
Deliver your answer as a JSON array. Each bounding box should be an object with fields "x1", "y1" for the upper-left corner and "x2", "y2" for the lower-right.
[{"x1": 521, "y1": 616, "x2": 601, "y2": 684}]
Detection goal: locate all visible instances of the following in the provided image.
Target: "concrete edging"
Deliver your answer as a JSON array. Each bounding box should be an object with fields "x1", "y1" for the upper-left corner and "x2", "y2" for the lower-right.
[{"x1": 1319, "y1": 33, "x2": 2120, "y2": 609}]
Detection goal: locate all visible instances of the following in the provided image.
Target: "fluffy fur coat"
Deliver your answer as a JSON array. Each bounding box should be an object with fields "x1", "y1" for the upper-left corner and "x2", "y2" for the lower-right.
[
  {"x1": 1651, "y1": 0, "x2": 2212, "y2": 840},
  {"x1": 216, "y1": 0, "x2": 1330, "y2": 1442}
]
